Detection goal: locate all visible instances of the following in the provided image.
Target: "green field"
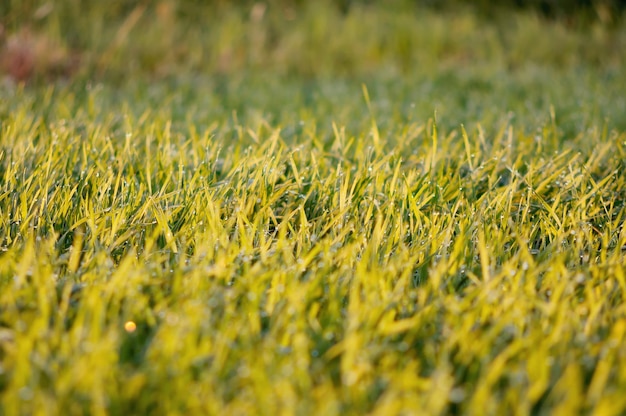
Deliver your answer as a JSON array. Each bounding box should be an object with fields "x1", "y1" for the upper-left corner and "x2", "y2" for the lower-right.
[{"x1": 2, "y1": 2, "x2": 626, "y2": 414}]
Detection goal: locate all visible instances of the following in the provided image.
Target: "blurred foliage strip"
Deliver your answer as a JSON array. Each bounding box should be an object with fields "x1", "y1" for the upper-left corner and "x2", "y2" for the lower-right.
[{"x1": 1, "y1": 0, "x2": 625, "y2": 82}]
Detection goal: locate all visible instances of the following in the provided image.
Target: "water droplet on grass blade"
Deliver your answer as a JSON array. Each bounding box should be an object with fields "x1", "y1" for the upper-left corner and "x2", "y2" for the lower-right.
[{"x1": 124, "y1": 321, "x2": 137, "y2": 333}]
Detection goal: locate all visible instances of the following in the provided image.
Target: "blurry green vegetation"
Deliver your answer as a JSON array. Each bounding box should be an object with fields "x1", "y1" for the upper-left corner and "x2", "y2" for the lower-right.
[
  {"x1": 0, "y1": 0, "x2": 625, "y2": 81},
  {"x1": 1, "y1": 1, "x2": 626, "y2": 415}
]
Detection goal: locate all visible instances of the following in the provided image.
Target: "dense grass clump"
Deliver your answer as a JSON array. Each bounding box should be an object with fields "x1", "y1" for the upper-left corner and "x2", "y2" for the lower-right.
[{"x1": 1, "y1": 2, "x2": 626, "y2": 415}]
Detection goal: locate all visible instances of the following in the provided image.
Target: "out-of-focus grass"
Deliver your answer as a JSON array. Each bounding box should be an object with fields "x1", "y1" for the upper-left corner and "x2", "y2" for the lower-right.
[
  {"x1": 1, "y1": 1, "x2": 625, "y2": 81},
  {"x1": 1, "y1": 2, "x2": 626, "y2": 415}
]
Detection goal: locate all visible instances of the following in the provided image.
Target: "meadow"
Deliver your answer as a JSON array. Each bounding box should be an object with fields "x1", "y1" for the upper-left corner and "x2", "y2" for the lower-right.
[{"x1": 1, "y1": 1, "x2": 626, "y2": 414}]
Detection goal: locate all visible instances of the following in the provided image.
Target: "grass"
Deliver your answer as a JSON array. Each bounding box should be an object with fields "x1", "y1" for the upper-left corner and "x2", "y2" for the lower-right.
[{"x1": 2, "y1": 2, "x2": 626, "y2": 415}]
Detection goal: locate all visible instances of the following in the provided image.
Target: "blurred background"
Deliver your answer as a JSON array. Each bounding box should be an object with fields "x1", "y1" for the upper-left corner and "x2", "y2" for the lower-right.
[{"x1": 1, "y1": 0, "x2": 625, "y2": 83}]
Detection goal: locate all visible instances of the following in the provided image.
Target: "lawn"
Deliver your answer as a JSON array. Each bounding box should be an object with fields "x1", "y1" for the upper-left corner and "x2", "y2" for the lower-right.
[{"x1": 1, "y1": 1, "x2": 626, "y2": 415}]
